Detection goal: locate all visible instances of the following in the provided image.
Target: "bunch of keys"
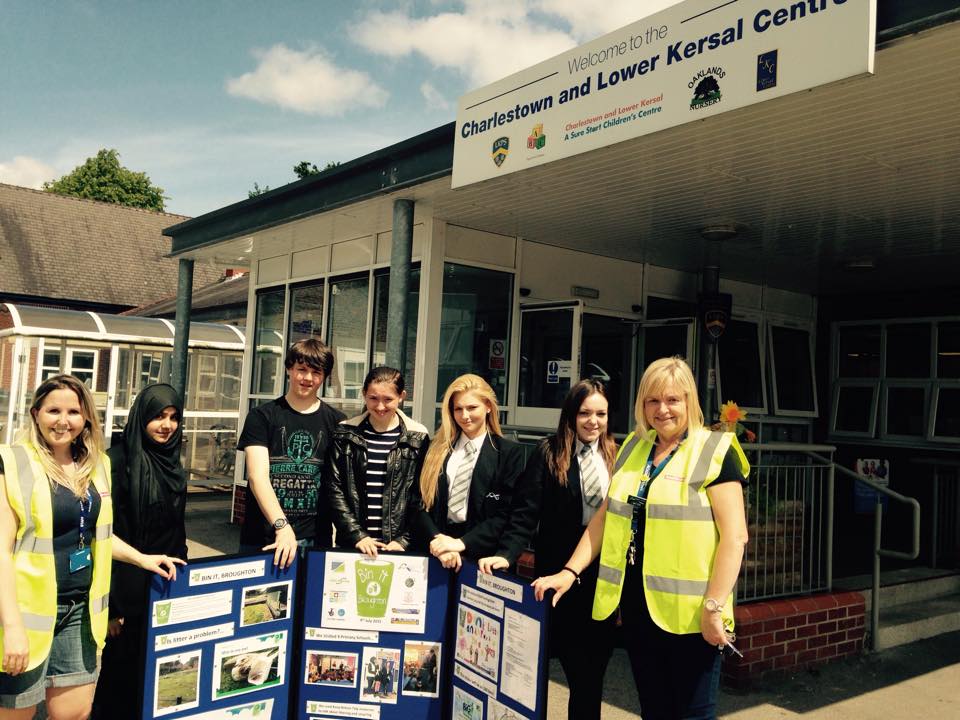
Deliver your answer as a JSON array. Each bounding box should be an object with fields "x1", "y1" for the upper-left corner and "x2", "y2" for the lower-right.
[{"x1": 719, "y1": 629, "x2": 743, "y2": 658}]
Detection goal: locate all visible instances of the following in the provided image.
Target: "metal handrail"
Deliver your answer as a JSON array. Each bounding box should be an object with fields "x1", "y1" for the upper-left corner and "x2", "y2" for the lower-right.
[{"x1": 809, "y1": 452, "x2": 921, "y2": 651}]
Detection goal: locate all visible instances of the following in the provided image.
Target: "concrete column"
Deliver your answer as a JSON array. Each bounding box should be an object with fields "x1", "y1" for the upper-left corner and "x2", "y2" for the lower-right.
[
  {"x1": 386, "y1": 199, "x2": 414, "y2": 372},
  {"x1": 170, "y1": 258, "x2": 194, "y2": 400}
]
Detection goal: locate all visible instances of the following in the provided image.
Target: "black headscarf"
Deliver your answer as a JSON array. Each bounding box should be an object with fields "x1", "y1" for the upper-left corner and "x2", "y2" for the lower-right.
[{"x1": 119, "y1": 383, "x2": 186, "y2": 546}]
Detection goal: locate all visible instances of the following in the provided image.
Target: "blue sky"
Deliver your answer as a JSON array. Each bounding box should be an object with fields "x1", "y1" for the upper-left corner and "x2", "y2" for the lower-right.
[{"x1": 0, "y1": 0, "x2": 677, "y2": 217}]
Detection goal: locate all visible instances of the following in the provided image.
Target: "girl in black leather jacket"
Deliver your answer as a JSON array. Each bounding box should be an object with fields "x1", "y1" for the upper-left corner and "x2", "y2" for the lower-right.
[{"x1": 325, "y1": 367, "x2": 430, "y2": 556}]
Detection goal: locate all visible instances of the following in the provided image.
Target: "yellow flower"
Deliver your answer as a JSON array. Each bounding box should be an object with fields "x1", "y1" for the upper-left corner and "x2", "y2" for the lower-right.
[{"x1": 720, "y1": 401, "x2": 746, "y2": 423}]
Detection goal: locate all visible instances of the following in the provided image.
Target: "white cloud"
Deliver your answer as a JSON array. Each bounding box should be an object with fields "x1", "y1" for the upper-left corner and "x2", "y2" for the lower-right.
[
  {"x1": 0, "y1": 155, "x2": 58, "y2": 188},
  {"x1": 226, "y1": 44, "x2": 388, "y2": 115},
  {"x1": 420, "y1": 81, "x2": 450, "y2": 110},
  {"x1": 350, "y1": 0, "x2": 685, "y2": 88}
]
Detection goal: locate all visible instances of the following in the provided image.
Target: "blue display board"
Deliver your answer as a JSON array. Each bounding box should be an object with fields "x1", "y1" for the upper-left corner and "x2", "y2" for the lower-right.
[
  {"x1": 142, "y1": 552, "x2": 298, "y2": 720},
  {"x1": 296, "y1": 550, "x2": 450, "y2": 720},
  {"x1": 449, "y1": 560, "x2": 549, "y2": 720}
]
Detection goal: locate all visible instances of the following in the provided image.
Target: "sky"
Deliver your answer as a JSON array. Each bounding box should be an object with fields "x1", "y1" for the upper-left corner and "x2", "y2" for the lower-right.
[{"x1": 0, "y1": 0, "x2": 679, "y2": 217}]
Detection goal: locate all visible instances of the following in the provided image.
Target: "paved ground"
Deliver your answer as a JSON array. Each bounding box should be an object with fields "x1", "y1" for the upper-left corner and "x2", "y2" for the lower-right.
[{"x1": 186, "y1": 493, "x2": 960, "y2": 719}]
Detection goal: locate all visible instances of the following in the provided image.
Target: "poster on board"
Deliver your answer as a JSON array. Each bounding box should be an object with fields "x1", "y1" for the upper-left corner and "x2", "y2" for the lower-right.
[{"x1": 142, "y1": 553, "x2": 297, "y2": 720}]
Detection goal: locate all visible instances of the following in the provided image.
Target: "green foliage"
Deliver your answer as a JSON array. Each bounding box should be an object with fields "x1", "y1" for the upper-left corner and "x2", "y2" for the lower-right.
[
  {"x1": 293, "y1": 160, "x2": 340, "y2": 180},
  {"x1": 248, "y1": 182, "x2": 271, "y2": 198},
  {"x1": 43, "y1": 149, "x2": 166, "y2": 211}
]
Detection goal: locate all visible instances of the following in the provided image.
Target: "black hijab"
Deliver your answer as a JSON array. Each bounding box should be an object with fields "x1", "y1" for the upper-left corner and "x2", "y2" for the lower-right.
[{"x1": 120, "y1": 384, "x2": 186, "y2": 544}]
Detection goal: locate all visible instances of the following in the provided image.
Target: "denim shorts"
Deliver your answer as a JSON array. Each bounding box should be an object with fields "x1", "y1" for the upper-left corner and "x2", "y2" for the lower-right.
[{"x1": 0, "y1": 600, "x2": 100, "y2": 709}]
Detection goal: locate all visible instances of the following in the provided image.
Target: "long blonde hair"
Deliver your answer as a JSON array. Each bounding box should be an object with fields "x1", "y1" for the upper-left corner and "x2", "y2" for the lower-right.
[
  {"x1": 20, "y1": 374, "x2": 104, "y2": 497},
  {"x1": 634, "y1": 356, "x2": 704, "y2": 437},
  {"x1": 419, "y1": 374, "x2": 502, "y2": 510}
]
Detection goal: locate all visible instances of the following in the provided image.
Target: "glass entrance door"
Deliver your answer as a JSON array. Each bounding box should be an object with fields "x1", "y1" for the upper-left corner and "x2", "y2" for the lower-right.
[{"x1": 516, "y1": 303, "x2": 580, "y2": 427}]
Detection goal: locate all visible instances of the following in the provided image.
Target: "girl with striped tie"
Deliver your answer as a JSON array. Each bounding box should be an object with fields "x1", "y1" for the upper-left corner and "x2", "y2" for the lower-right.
[
  {"x1": 326, "y1": 367, "x2": 430, "y2": 556},
  {"x1": 414, "y1": 374, "x2": 525, "y2": 571}
]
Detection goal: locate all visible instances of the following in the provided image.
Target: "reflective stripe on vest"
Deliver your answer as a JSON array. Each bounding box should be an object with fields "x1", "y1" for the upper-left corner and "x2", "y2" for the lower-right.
[
  {"x1": 592, "y1": 428, "x2": 749, "y2": 634},
  {"x1": 0, "y1": 444, "x2": 113, "y2": 671}
]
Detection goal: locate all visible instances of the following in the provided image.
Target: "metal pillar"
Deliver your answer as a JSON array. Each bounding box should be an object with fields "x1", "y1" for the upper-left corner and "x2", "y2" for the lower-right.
[
  {"x1": 699, "y1": 245, "x2": 720, "y2": 423},
  {"x1": 170, "y1": 258, "x2": 194, "y2": 400},
  {"x1": 386, "y1": 199, "x2": 414, "y2": 372}
]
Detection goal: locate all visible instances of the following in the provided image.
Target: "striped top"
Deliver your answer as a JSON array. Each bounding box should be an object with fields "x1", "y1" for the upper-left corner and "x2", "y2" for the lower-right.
[{"x1": 361, "y1": 419, "x2": 402, "y2": 540}]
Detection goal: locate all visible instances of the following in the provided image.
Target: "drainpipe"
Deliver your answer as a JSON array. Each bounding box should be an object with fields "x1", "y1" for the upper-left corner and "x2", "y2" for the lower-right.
[
  {"x1": 386, "y1": 199, "x2": 414, "y2": 373},
  {"x1": 171, "y1": 258, "x2": 194, "y2": 400}
]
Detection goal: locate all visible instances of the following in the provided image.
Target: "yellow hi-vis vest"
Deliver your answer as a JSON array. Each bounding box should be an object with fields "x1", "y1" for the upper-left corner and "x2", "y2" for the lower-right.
[
  {"x1": 0, "y1": 442, "x2": 112, "y2": 672},
  {"x1": 592, "y1": 427, "x2": 749, "y2": 634}
]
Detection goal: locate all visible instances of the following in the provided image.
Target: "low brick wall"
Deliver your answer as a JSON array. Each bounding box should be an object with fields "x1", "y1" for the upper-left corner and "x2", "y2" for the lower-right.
[
  {"x1": 232, "y1": 485, "x2": 246, "y2": 525},
  {"x1": 723, "y1": 591, "x2": 866, "y2": 687}
]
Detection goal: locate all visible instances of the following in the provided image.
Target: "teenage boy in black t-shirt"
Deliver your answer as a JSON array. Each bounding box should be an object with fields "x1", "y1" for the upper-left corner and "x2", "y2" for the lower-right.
[{"x1": 238, "y1": 339, "x2": 345, "y2": 567}]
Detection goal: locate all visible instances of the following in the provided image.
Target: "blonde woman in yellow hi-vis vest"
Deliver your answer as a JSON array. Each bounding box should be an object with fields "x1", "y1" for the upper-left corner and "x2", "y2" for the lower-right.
[
  {"x1": 533, "y1": 357, "x2": 750, "y2": 720},
  {"x1": 0, "y1": 375, "x2": 184, "y2": 720}
]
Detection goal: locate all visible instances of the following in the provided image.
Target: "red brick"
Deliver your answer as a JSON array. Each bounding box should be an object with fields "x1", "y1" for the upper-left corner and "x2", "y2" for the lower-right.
[
  {"x1": 808, "y1": 635, "x2": 828, "y2": 649},
  {"x1": 797, "y1": 649, "x2": 819, "y2": 664},
  {"x1": 740, "y1": 603, "x2": 775, "y2": 622},
  {"x1": 838, "y1": 617, "x2": 858, "y2": 631},
  {"x1": 836, "y1": 591, "x2": 866, "y2": 607},
  {"x1": 764, "y1": 643, "x2": 787, "y2": 659},
  {"x1": 828, "y1": 631, "x2": 846, "y2": 644},
  {"x1": 775, "y1": 629, "x2": 796, "y2": 642},
  {"x1": 791, "y1": 597, "x2": 818, "y2": 613},
  {"x1": 786, "y1": 638, "x2": 807, "y2": 654},
  {"x1": 784, "y1": 614, "x2": 806, "y2": 628},
  {"x1": 817, "y1": 645, "x2": 838, "y2": 659},
  {"x1": 837, "y1": 640, "x2": 857, "y2": 656},
  {"x1": 846, "y1": 628, "x2": 864, "y2": 641},
  {"x1": 828, "y1": 607, "x2": 847, "y2": 619},
  {"x1": 796, "y1": 624, "x2": 818, "y2": 639},
  {"x1": 775, "y1": 653, "x2": 797, "y2": 670},
  {"x1": 735, "y1": 636, "x2": 752, "y2": 650},
  {"x1": 817, "y1": 621, "x2": 837, "y2": 634},
  {"x1": 814, "y1": 595, "x2": 840, "y2": 610},
  {"x1": 737, "y1": 621, "x2": 762, "y2": 637},
  {"x1": 751, "y1": 660, "x2": 774, "y2": 674},
  {"x1": 753, "y1": 632, "x2": 776, "y2": 646},
  {"x1": 763, "y1": 617, "x2": 786, "y2": 631},
  {"x1": 807, "y1": 610, "x2": 828, "y2": 623}
]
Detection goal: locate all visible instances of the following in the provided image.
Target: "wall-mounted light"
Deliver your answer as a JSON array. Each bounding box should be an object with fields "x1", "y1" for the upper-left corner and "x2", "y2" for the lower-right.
[
  {"x1": 519, "y1": 287, "x2": 532, "y2": 297},
  {"x1": 700, "y1": 224, "x2": 739, "y2": 242}
]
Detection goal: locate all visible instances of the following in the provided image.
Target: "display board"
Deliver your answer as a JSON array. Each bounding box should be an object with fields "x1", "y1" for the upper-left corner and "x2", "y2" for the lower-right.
[
  {"x1": 296, "y1": 550, "x2": 450, "y2": 720},
  {"x1": 449, "y1": 560, "x2": 549, "y2": 720},
  {"x1": 143, "y1": 553, "x2": 298, "y2": 720}
]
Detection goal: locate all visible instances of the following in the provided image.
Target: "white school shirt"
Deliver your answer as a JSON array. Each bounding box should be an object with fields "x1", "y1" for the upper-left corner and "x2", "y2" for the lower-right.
[
  {"x1": 445, "y1": 431, "x2": 487, "y2": 523},
  {"x1": 575, "y1": 438, "x2": 610, "y2": 525}
]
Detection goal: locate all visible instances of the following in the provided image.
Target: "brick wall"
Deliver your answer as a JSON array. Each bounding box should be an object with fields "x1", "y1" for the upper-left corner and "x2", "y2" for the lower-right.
[
  {"x1": 232, "y1": 485, "x2": 246, "y2": 525},
  {"x1": 723, "y1": 591, "x2": 866, "y2": 687}
]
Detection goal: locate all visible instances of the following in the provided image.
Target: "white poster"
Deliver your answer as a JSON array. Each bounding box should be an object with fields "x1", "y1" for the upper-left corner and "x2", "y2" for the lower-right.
[
  {"x1": 211, "y1": 631, "x2": 287, "y2": 701},
  {"x1": 453, "y1": 0, "x2": 876, "y2": 187},
  {"x1": 152, "y1": 590, "x2": 232, "y2": 628},
  {"x1": 488, "y1": 697, "x2": 525, "y2": 720},
  {"x1": 499, "y1": 608, "x2": 540, "y2": 711},
  {"x1": 175, "y1": 699, "x2": 273, "y2": 720},
  {"x1": 320, "y1": 553, "x2": 428, "y2": 634}
]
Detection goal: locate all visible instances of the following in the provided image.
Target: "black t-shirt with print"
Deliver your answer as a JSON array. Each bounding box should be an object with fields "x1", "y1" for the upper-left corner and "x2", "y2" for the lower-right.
[{"x1": 237, "y1": 397, "x2": 345, "y2": 547}]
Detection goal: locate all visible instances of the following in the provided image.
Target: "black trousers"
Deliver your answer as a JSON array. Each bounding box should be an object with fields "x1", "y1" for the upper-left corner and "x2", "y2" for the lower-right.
[{"x1": 91, "y1": 614, "x2": 146, "y2": 720}]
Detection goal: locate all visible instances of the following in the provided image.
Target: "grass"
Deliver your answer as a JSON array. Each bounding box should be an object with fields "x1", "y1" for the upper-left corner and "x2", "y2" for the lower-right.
[{"x1": 156, "y1": 667, "x2": 198, "y2": 709}]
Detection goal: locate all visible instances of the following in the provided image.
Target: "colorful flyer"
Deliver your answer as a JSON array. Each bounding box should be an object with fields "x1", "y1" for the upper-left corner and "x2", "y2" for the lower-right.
[{"x1": 211, "y1": 631, "x2": 287, "y2": 701}]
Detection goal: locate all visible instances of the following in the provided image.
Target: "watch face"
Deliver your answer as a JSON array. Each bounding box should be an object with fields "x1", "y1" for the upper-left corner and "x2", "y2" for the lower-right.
[
  {"x1": 273, "y1": 518, "x2": 287, "y2": 530},
  {"x1": 705, "y1": 598, "x2": 720, "y2": 612}
]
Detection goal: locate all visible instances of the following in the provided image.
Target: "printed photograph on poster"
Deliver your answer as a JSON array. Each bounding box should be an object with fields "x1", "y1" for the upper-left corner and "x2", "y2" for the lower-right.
[
  {"x1": 455, "y1": 604, "x2": 501, "y2": 681},
  {"x1": 488, "y1": 696, "x2": 523, "y2": 720},
  {"x1": 153, "y1": 649, "x2": 201, "y2": 717},
  {"x1": 212, "y1": 631, "x2": 287, "y2": 700},
  {"x1": 359, "y1": 646, "x2": 401, "y2": 705},
  {"x1": 241, "y1": 580, "x2": 292, "y2": 626},
  {"x1": 305, "y1": 650, "x2": 358, "y2": 687},
  {"x1": 401, "y1": 640, "x2": 441, "y2": 698},
  {"x1": 321, "y1": 552, "x2": 428, "y2": 633},
  {"x1": 172, "y1": 698, "x2": 273, "y2": 720},
  {"x1": 452, "y1": 685, "x2": 485, "y2": 720}
]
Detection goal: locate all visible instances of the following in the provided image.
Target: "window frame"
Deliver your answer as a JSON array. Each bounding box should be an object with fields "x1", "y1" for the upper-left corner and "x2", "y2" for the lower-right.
[
  {"x1": 928, "y1": 381, "x2": 960, "y2": 444},
  {"x1": 715, "y1": 315, "x2": 768, "y2": 415},
  {"x1": 879, "y1": 379, "x2": 931, "y2": 441},
  {"x1": 767, "y1": 321, "x2": 818, "y2": 418},
  {"x1": 830, "y1": 379, "x2": 880, "y2": 438}
]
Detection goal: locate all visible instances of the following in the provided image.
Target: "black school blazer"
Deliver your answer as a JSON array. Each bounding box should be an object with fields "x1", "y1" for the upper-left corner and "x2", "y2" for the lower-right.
[{"x1": 414, "y1": 433, "x2": 525, "y2": 561}]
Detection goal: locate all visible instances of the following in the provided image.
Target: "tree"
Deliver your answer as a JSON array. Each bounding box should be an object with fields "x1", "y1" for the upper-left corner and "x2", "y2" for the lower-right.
[
  {"x1": 293, "y1": 160, "x2": 340, "y2": 180},
  {"x1": 43, "y1": 148, "x2": 166, "y2": 211},
  {"x1": 248, "y1": 182, "x2": 271, "y2": 198}
]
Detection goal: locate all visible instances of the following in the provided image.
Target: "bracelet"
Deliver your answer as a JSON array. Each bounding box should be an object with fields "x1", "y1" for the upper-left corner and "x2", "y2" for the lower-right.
[{"x1": 562, "y1": 566, "x2": 581, "y2": 585}]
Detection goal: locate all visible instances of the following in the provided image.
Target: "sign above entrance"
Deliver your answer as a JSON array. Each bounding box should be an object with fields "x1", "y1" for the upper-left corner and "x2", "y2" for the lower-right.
[{"x1": 452, "y1": 0, "x2": 876, "y2": 188}]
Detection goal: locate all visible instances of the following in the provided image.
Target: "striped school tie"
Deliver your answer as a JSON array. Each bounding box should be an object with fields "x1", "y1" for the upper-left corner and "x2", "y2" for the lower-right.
[
  {"x1": 448, "y1": 442, "x2": 477, "y2": 518},
  {"x1": 580, "y1": 444, "x2": 603, "y2": 508}
]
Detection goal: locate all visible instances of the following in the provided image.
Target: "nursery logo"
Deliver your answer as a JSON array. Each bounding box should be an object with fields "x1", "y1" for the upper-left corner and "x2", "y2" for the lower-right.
[
  {"x1": 527, "y1": 123, "x2": 546, "y2": 151},
  {"x1": 492, "y1": 137, "x2": 510, "y2": 167},
  {"x1": 689, "y1": 66, "x2": 725, "y2": 110}
]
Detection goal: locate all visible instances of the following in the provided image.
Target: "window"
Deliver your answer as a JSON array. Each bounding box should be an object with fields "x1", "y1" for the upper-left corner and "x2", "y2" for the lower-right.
[
  {"x1": 716, "y1": 319, "x2": 766, "y2": 412},
  {"x1": 371, "y1": 268, "x2": 420, "y2": 401},
  {"x1": 289, "y1": 282, "x2": 325, "y2": 344},
  {"x1": 437, "y1": 263, "x2": 512, "y2": 403},
  {"x1": 887, "y1": 324, "x2": 931, "y2": 378},
  {"x1": 251, "y1": 288, "x2": 285, "y2": 396},
  {"x1": 838, "y1": 325, "x2": 881, "y2": 378},
  {"x1": 831, "y1": 324, "x2": 881, "y2": 438},
  {"x1": 326, "y1": 275, "x2": 370, "y2": 401},
  {"x1": 41, "y1": 345, "x2": 62, "y2": 381},
  {"x1": 937, "y1": 322, "x2": 960, "y2": 379},
  {"x1": 931, "y1": 385, "x2": 960, "y2": 441},
  {"x1": 882, "y1": 382, "x2": 929, "y2": 438},
  {"x1": 768, "y1": 325, "x2": 816, "y2": 415},
  {"x1": 831, "y1": 382, "x2": 878, "y2": 436},
  {"x1": 66, "y1": 348, "x2": 97, "y2": 388}
]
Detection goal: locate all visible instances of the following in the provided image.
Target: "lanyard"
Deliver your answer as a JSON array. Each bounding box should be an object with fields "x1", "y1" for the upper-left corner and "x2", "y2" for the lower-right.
[{"x1": 78, "y1": 488, "x2": 92, "y2": 550}]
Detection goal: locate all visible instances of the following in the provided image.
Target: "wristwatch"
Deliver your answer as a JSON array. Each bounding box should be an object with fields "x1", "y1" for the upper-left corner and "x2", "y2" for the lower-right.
[
  {"x1": 704, "y1": 597, "x2": 724, "y2": 613},
  {"x1": 273, "y1": 517, "x2": 289, "y2": 531}
]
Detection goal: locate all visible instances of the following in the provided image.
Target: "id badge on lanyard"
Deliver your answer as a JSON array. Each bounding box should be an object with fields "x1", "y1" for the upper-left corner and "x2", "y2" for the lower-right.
[
  {"x1": 69, "y1": 489, "x2": 93, "y2": 573},
  {"x1": 625, "y1": 451, "x2": 672, "y2": 566}
]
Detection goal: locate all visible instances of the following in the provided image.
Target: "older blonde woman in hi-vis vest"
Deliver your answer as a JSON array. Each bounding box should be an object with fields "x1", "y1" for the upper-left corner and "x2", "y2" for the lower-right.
[
  {"x1": 0, "y1": 375, "x2": 183, "y2": 720},
  {"x1": 534, "y1": 357, "x2": 750, "y2": 720}
]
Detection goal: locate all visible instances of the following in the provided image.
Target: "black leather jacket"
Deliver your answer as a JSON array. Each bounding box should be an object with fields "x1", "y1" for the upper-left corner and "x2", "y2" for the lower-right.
[{"x1": 325, "y1": 410, "x2": 430, "y2": 549}]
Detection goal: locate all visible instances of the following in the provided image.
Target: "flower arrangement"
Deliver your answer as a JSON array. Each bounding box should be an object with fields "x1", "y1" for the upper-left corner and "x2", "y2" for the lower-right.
[{"x1": 711, "y1": 401, "x2": 757, "y2": 442}]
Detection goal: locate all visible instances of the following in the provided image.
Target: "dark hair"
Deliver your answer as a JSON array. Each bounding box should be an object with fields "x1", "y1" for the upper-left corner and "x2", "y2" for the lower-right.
[
  {"x1": 545, "y1": 379, "x2": 617, "y2": 487},
  {"x1": 285, "y1": 338, "x2": 334, "y2": 376},
  {"x1": 362, "y1": 366, "x2": 405, "y2": 395}
]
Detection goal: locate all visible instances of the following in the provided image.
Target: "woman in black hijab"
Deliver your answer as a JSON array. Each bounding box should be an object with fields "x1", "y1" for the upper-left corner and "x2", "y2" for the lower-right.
[{"x1": 93, "y1": 384, "x2": 188, "y2": 719}]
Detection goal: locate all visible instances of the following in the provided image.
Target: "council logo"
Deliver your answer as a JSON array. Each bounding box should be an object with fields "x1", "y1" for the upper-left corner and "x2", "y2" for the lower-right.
[
  {"x1": 757, "y1": 50, "x2": 778, "y2": 91},
  {"x1": 689, "y1": 66, "x2": 725, "y2": 110},
  {"x1": 492, "y1": 137, "x2": 510, "y2": 167},
  {"x1": 527, "y1": 123, "x2": 545, "y2": 150}
]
